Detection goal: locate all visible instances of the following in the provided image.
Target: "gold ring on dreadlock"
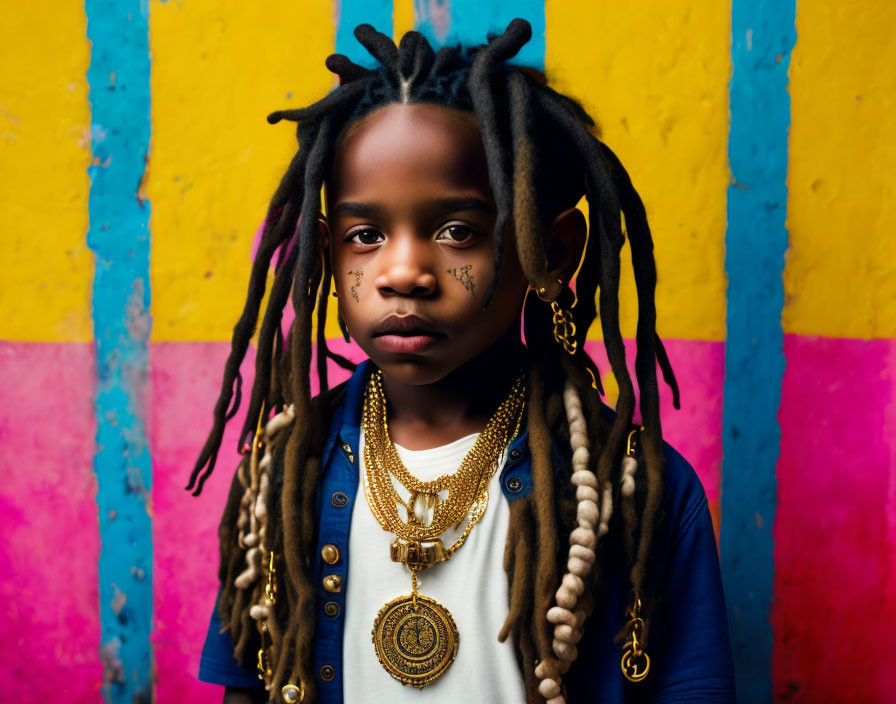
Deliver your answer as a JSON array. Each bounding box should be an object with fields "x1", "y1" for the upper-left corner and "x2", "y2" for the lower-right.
[
  {"x1": 551, "y1": 300, "x2": 577, "y2": 355},
  {"x1": 281, "y1": 682, "x2": 304, "y2": 703},
  {"x1": 621, "y1": 597, "x2": 650, "y2": 682}
]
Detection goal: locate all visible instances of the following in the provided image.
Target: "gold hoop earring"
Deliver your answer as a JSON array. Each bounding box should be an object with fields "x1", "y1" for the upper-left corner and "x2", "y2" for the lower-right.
[{"x1": 551, "y1": 300, "x2": 577, "y2": 355}]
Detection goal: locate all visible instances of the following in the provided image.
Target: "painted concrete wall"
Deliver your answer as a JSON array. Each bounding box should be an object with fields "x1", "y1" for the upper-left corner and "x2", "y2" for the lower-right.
[{"x1": 0, "y1": 1, "x2": 893, "y2": 702}]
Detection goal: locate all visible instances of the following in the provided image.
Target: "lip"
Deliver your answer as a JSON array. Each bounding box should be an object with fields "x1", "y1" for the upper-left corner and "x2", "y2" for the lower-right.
[
  {"x1": 372, "y1": 315, "x2": 439, "y2": 336},
  {"x1": 372, "y1": 315, "x2": 443, "y2": 354}
]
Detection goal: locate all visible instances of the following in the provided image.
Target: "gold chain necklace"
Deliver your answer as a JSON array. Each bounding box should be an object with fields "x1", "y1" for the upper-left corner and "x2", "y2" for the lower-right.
[{"x1": 363, "y1": 368, "x2": 526, "y2": 688}]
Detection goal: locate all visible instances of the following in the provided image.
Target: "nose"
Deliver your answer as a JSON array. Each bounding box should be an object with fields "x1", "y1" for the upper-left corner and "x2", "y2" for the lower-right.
[{"x1": 374, "y1": 233, "x2": 437, "y2": 297}]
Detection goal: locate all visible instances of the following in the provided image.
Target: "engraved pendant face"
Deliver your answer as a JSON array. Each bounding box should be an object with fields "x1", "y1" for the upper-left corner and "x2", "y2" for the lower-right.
[{"x1": 372, "y1": 594, "x2": 459, "y2": 688}]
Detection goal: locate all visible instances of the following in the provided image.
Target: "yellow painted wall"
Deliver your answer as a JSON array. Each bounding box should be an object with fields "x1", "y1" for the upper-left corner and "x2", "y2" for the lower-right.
[
  {"x1": 393, "y1": 0, "x2": 415, "y2": 42},
  {"x1": 0, "y1": 3, "x2": 92, "y2": 342},
  {"x1": 546, "y1": 0, "x2": 731, "y2": 341},
  {"x1": 784, "y1": 2, "x2": 896, "y2": 339},
  {"x1": 148, "y1": 0, "x2": 336, "y2": 341}
]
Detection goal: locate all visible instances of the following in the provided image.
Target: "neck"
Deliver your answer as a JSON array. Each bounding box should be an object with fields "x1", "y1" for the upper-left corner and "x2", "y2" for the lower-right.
[{"x1": 381, "y1": 333, "x2": 527, "y2": 450}]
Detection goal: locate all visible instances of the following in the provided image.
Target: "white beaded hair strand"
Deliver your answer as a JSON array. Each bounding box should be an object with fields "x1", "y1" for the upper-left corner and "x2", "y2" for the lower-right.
[{"x1": 534, "y1": 382, "x2": 616, "y2": 703}]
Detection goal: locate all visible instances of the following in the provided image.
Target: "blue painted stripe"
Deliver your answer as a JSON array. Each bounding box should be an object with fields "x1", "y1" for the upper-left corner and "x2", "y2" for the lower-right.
[
  {"x1": 721, "y1": 1, "x2": 795, "y2": 701},
  {"x1": 415, "y1": 0, "x2": 544, "y2": 69},
  {"x1": 336, "y1": 0, "x2": 393, "y2": 66},
  {"x1": 85, "y1": 1, "x2": 153, "y2": 702}
]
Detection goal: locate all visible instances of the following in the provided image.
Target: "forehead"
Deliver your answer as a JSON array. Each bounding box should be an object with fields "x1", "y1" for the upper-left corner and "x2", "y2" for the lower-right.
[{"x1": 327, "y1": 103, "x2": 493, "y2": 204}]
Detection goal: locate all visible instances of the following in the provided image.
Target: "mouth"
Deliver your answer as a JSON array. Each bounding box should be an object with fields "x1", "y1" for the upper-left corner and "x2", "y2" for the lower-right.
[{"x1": 371, "y1": 315, "x2": 444, "y2": 354}]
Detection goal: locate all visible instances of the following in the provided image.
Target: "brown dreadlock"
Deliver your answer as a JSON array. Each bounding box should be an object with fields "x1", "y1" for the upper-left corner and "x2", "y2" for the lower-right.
[{"x1": 187, "y1": 18, "x2": 679, "y2": 703}]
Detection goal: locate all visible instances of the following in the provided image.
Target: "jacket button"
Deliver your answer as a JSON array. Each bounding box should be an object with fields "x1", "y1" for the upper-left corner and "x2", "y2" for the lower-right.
[
  {"x1": 320, "y1": 664, "x2": 336, "y2": 682},
  {"x1": 331, "y1": 491, "x2": 349, "y2": 508},
  {"x1": 323, "y1": 601, "x2": 340, "y2": 618},
  {"x1": 323, "y1": 574, "x2": 343, "y2": 593},
  {"x1": 321, "y1": 544, "x2": 341, "y2": 565},
  {"x1": 506, "y1": 476, "x2": 522, "y2": 493},
  {"x1": 509, "y1": 448, "x2": 522, "y2": 461}
]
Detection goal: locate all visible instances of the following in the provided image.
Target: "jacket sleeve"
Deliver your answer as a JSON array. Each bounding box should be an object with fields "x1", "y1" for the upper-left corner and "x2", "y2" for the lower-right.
[
  {"x1": 198, "y1": 592, "x2": 266, "y2": 689},
  {"x1": 641, "y1": 455, "x2": 737, "y2": 703}
]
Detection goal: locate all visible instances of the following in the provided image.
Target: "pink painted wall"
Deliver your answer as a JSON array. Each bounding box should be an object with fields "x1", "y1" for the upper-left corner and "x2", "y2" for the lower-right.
[
  {"x1": 150, "y1": 342, "x2": 248, "y2": 702},
  {"x1": 773, "y1": 336, "x2": 896, "y2": 702},
  {"x1": 0, "y1": 343, "x2": 103, "y2": 701}
]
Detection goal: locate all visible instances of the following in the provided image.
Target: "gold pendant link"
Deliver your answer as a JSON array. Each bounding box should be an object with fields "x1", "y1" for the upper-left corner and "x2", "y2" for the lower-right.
[
  {"x1": 551, "y1": 300, "x2": 578, "y2": 355},
  {"x1": 621, "y1": 597, "x2": 651, "y2": 682},
  {"x1": 390, "y1": 538, "x2": 447, "y2": 570}
]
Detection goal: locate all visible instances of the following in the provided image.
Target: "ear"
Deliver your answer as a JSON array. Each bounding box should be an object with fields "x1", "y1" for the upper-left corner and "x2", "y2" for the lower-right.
[{"x1": 544, "y1": 207, "x2": 587, "y2": 286}]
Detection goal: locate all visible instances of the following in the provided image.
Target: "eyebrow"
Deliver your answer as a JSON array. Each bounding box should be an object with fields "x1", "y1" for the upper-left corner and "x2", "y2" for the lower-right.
[
  {"x1": 330, "y1": 196, "x2": 495, "y2": 220},
  {"x1": 433, "y1": 196, "x2": 495, "y2": 215},
  {"x1": 330, "y1": 201, "x2": 383, "y2": 219}
]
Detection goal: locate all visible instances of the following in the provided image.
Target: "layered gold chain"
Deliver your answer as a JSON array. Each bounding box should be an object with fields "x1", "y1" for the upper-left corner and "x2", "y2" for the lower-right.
[
  {"x1": 362, "y1": 369, "x2": 526, "y2": 545},
  {"x1": 365, "y1": 368, "x2": 526, "y2": 689}
]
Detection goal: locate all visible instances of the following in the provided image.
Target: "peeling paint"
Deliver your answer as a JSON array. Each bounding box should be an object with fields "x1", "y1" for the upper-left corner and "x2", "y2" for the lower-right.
[{"x1": 110, "y1": 583, "x2": 127, "y2": 615}]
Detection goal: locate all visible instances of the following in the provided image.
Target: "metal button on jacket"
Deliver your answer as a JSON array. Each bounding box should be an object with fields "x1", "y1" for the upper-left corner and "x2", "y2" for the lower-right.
[
  {"x1": 321, "y1": 544, "x2": 341, "y2": 565},
  {"x1": 323, "y1": 574, "x2": 343, "y2": 593}
]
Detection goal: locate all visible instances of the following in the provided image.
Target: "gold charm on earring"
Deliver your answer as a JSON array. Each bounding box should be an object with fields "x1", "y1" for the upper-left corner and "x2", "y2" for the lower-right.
[
  {"x1": 620, "y1": 597, "x2": 650, "y2": 682},
  {"x1": 551, "y1": 301, "x2": 577, "y2": 355}
]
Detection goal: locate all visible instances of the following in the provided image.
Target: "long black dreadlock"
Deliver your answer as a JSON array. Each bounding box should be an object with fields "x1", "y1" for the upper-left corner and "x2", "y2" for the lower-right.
[{"x1": 187, "y1": 19, "x2": 679, "y2": 703}]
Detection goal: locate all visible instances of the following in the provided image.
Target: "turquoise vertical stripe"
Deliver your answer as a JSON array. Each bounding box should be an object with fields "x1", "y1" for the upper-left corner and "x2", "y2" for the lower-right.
[
  {"x1": 85, "y1": 1, "x2": 153, "y2": 702},
  {"x1": 721, "y1": 1, "x2": 795, "y2": 701},
  {"x1": 415, "y1": 0, "x2": 544, "y2": 68},
  {"x1": 337, "y1": 0, "x2": 393, "y2": 66}
]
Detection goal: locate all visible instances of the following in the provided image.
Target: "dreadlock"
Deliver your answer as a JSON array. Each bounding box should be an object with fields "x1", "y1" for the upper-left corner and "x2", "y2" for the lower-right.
[{"x1": 190, "y1": 18, "x2": 679, "y2": 703}]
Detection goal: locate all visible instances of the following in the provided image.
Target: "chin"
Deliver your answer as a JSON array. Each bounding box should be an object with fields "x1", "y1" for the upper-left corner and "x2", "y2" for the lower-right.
[{"x1": 372, "y1": 357, "x2": 458, "y2": 386}]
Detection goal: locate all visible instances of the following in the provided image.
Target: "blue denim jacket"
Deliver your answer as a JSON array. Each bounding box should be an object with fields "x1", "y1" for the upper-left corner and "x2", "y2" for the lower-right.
[{"x1": 200, "y1": 360, "x2": 736, "y2": 702}]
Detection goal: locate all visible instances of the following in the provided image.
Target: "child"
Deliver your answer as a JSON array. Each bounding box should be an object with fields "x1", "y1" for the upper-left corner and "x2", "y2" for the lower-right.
[{"x1": 189, "y1": 19, "x2": 735, "y2": 704}]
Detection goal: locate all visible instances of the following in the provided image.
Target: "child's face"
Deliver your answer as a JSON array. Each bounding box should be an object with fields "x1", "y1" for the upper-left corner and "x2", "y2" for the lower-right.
[{"x1": 326, "y1": 103, "x2": 529, "y2": 386}]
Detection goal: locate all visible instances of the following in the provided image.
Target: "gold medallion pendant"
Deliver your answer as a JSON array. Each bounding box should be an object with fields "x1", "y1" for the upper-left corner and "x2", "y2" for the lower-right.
[{"x1": 372, "y1": 593, "x2": 459, "y2": 688}]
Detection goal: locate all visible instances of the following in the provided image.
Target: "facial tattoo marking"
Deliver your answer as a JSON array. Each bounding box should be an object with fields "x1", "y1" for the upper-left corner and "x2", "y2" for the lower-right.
[
  {"x1": 348, "y1": 269, "x2": 364, "y2": 302},
  {"x1": 447, "y1": 265, "x2": 476, "y2": 298}
]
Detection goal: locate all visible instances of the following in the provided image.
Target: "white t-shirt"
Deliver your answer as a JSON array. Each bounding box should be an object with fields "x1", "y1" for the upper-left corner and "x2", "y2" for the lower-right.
[{"x1": 343, "y1": 430, "x2": 526, "y2": 703}]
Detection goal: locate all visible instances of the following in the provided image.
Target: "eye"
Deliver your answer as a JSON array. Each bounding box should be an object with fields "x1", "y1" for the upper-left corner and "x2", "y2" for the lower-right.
[
  {"x1": 436, "y1": 224, "x2": 480, "y2": 245},
  {"x1": 348, "y1": 228, "x2": 384, "y2": 246}
]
